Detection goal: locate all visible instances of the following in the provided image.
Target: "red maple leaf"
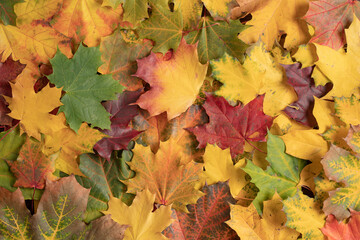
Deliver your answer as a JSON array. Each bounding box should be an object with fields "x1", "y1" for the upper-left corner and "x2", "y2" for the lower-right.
[
  {"x1": 163, "y1": 182, "x2": 238, "y2": 239},
  {"x1": 94, "y1": 90, "x2": 142, "y2": 160},
  {"x1": 7, "y1": 138, "x2": 55, "y2": 189},
  {"x1": 321, "y1": 210, "x2": 360, "y2": 240},
  {"x1": 188, "y1": 94, "x2": 273, "y2": 158},
  {"x1": 304, "y1": 0, "x2": 360, "y2": 50},
  {"x1": 283, "y1": 63, "x2": 332, "y2": 127}
]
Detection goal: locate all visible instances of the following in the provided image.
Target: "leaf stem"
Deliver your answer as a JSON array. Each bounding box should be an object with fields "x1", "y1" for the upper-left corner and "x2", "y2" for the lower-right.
[{"x1": 246, "y1": 140, "x2": 266, "y2": 154}]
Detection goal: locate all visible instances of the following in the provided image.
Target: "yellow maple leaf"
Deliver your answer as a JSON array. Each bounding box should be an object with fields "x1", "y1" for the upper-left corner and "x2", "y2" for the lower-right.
[
  {"x1": 43, "y1": 120, "x2": 106, "y2": 176},
  {"x1": 203, "y1": 144, "x2": 247, "y2": 198},
  {"x1": 52, "y1": 0, "x2": 123, "y2": 47},
  {"x1": 315, "y1": 16, "x2": 360, "y2": 98},
  {"x1": 173, "y1": 0, "x2": 202, "y2": 28},
  {"x1": 226, "y1": 194, "x2": 299, "y2": 239},
  {"x1": 313, "y1": 97, "x2": 344, "y2": 133},
  {"x1": 4, "y1": 68, "x2": 66, "y2": 140},
  {"x1": 136, "y1": 38, "x2": 208, "y2": 120},
  {"x1": 334, "y1": 95, "x2": 360, "y2": 125},
  {"x1": 14, "y1": 0, "x2": 63, "y2": 26},
  {"x1": 210, "y1": 42, "x2": 297, "y2": 116},
  {"x1": 103, "y1": 189, "x2": 172, "y2": 240},
  {"x1": 0, "y1": 22, "x2": 72, "y2": 69},
  {"x1": 238, "y1": 0, "x2": 310, "y2": 50}
]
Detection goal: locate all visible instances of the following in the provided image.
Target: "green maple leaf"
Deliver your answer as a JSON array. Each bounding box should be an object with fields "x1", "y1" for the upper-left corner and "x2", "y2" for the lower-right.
[
  {"x1": 76, "y1": 148, "x2": 135, "y2": 222},
  {"x1": 243, "y1": 131, "x2": 307, "y2": 213},
  {"x1": 48, "y1": 44, "x2": 123, "y2": 132},
  {"x1": 186, "y1": 17, "x2": 249, "y2": 64},
  {"x1": 0, "y1": 0, "x2": 23, "y2": 25},
  {"x1": 139, "y1": 0, "x2": 183, "y2": 54}
]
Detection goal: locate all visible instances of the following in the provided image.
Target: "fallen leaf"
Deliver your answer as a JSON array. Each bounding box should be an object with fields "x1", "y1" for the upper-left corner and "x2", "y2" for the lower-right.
[{"x1": 321, "y1": 210, "x2": 360, "y2": 240}]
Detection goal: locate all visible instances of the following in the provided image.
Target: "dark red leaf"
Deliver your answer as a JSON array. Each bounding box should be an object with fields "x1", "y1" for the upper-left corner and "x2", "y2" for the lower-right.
[
  {"x1": 283, "y1": 63, "x2": 332, "y2": 127},
  {"x1": 188, "y1": 94, "x2": 273, "y2": 158},
  {"x1": 0, "y1": 56, "x2": 25, "y2": 126},
  {"x1": 163, "y1": 182, "x2": 238, "y2": 240},
  {"x1": 94, "y1": 90, "x2": 143, "y2": 160}
]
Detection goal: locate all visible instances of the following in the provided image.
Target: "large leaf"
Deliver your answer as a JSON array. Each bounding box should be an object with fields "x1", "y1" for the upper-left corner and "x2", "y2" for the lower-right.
[
  {"x1": 139, "y1": 1, "x2": 183, "y2": 54},
  {"x1": 304, "y1": 0, "x2": 360, "y2": 50},
  {"x1": 99, "y1": 29, "x2": 153, "y2": 91},
  {"x1": 76, "y1": 149, "x2": 135, "y2": 222},
  {"x1": 51, "y1": 0, "x2": 122, "y2": 47},
  {"x1": 283, "y1": 191, "x2": 325, "y2": 240},
  {"x1": 135, "y1": 38, "x2": 208, "y2": 120},
  {"x1": 163, "y1": 182, "x2": 238, "y2": 239},
  {"x1": 103, "y1": 189, "x2": 172, "y2": 240},
  {"x1": 7, "y1": 137, "x2": 55, "y2": 189},
  {"x1": 124, "y1": 139, "x2": 203, "y2": 211},
  {"x1": 185, "y1": 17, "x2": 248, "y2": 64},
  {"x1": 188, "y1": 94, "x2": 273, "y2": 158},
  {"x1": 48, "y1": 44, "x2": 123, "y2": 132},
  {"x1": 242, "y1": 132, "x2": 307, "y2": 212}
]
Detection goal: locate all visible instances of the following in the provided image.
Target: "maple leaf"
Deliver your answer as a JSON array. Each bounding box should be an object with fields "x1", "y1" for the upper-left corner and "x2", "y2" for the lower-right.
[
  {"x1": 282, "y1": 63, "x2": 331, "y2": 127},
  {"x1": 94, "y1": 90, "x2": 142, "y2": 160},
  {"x1": 4, "y1": 68, "x2": 66, "y2": 140},
  {"x1": 0, "y1": 21, "x2": 72, "y2": 69},
  {"x1": 188, "y1": 94, "x2": 273, "y2": 159},
  {"x1": 304, "y1": 0, "x2": 360, "y2": 50},
  {"x1": 99, "y1": 29, "x2": 153, "y2": 91},
  {"x1": 103, "y1": 189, "x2": 172, "y2": 240},
  {"x1": 321, "y1": 210, "x2": 360, "y2": 240},
  {"x1": 135, "y1": 38, "x2": 208, "y2": 120},
  {"x1": 314, "y1": 16, "x2": 360, "y2": 98},
  {"x1": 283, "y1": 191, "x2": 325, "y2": 239},
  {"x1": 163, "y1": 182, "x2": 238, "y2": 239},
  {"x1": 344, "y1": 125, "x2": 360, "y2": 154},
  {"x1": 226, "y1": 194, "x2": 300, "y2": 239},
  {"x1": 238, "y1": 0, "x2": 310, "y2": 50},
  {"x1": 0, "y1": 56, "x2": 25, "y2": 125},
  {"x1": 48, "y1": 44, "x2": 123, "y2": 132},
  {"x1": 77, "y1": 149, "x2": 135, "y2": 222},
  {"x1": 51, "y1": 0, "x2": 122, "y2": 47},
  {"x1": 243, "y1": 132, "x2": 307, "y2": 212},
  {"x1": 203, "y1": 144, "x2": 247, "y2": 198},
  {"x1": 185, "y1": 17, "x2": 248, "y2": 64},
  {"x1": 334, "y1": 95, "x2": 360, "y2": 125},
  {"x1": 139, "y1": 1, "x2": 183, "y2": 54},
  {"x1": 14, "y1": 0, "x2": 62, "y2": 26},
  {"x1": 43, "y1": 121, "x2": 106, "y2": 176},
  {"x1": 210, "y1": 42, "x2": 297, "y2": 116},
  {"x1": 124, "y1": 139, "x2": 203, "y2": 211},
  {"x1": 321, "y1": 144, "x2": 360, "y2": 220},
  {"x1": 0, "y1": 188, "x2": 31, "y2": 239},
  {"x1": 0, "y1": 0, "x2": 23, "y2": 25},
  {"x1": 7, "y1": 137, "x2": 55, "y2": 189},
  {"x1": 313, "y1": 97, "x2": 344, "y2": 133}
]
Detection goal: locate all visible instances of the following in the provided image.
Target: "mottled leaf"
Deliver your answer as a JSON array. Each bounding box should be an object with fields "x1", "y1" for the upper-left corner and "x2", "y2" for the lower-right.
[
  {"x1": 164, "y1": 182, "x2": 238, "y2": 240},
  {"x1": 321, "y1": 210, "x2": 360, "y2": 240}
]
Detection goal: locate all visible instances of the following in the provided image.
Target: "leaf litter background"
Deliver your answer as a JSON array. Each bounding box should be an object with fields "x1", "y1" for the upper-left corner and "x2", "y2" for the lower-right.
[{"x1": 1, "y1": 0, "x2": 360, "y2": 239}]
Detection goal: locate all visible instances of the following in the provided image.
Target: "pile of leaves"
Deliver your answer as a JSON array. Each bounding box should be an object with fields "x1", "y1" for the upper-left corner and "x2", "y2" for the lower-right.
[{"x1": 1, "y1": 0, "x2": 360, "y2": 239}]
